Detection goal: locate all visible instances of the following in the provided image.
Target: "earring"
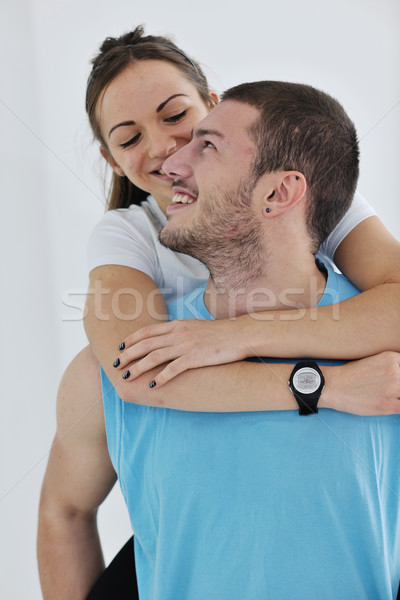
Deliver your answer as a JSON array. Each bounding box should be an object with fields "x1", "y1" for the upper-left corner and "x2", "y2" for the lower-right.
[
  {"x1": 118, "y1": 172, "x2": 126, "y2": 178},
  {"x1": 266, "y1": 207, "x2": 271, "y2": 214}
]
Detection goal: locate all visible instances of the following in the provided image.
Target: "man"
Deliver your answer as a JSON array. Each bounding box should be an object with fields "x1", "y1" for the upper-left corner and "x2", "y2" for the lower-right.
[
  {"x1": 38, "y1": 82, "x2": 400, "y2": 599},
  {"x1": 99, "y1": 82, "x2": 400, "y2": 598}
]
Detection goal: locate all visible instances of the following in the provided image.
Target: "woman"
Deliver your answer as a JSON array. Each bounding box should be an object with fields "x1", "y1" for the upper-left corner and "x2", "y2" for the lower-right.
[{"x1": 38, "y1": 26, "x2": 400, "y2": 600}]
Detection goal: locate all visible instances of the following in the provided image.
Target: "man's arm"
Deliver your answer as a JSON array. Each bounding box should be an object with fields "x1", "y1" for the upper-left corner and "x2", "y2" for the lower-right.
[{"x1": 37, "y1": 346, "x2": 117, "y2": 600}]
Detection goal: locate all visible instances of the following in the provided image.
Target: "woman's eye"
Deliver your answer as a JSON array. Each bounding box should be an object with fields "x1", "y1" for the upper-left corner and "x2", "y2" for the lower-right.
[
  {"x1": 165, "y1": 110, "x2": 187, "y2": 123},
  {"x1": 120, "y1": 133, "x2": 141, "y2": 149}
]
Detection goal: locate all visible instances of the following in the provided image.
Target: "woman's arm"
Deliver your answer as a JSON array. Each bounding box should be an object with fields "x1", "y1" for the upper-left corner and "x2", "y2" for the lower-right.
[
  {"x1": 116, "y1": 216, "x2": 400, "y2": 387},
  {"x1": 334, "y1": 216, "x2": 399, "y2": 290},
  {"x1": 84, "y1": 265, "x2": 168, "y2": 400},
  {"x1": 113, "y1": 351, "x2": 400, "y2": 415},
  {"x1": 83, "y1": 261, "x2": 400, "y2": 416}
]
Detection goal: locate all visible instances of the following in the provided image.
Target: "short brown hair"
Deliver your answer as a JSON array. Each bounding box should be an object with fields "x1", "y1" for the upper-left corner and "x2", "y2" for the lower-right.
[{"x1": 222, "y1": 81, "x2": 359, "y2": 251}]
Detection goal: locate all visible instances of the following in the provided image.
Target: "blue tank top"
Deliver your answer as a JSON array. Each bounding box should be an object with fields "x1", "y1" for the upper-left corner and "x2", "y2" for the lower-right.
[{"x1": 101, "y1": 262, "x2": 400, "y2": 599}]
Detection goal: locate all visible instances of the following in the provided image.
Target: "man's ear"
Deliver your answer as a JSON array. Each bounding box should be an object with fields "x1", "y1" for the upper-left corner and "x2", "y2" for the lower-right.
[
  {"x1": 262, "y1": 172, "x2": 306, "y2": 217},
  {"x1": 100, "y1": 146, "x2": 125, "y2": 177}
]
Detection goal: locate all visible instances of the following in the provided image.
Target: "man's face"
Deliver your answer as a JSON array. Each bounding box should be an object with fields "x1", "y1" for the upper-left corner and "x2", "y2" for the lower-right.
[{"x1": 160, "y1": 100, "x2": 262, "y2": 261}]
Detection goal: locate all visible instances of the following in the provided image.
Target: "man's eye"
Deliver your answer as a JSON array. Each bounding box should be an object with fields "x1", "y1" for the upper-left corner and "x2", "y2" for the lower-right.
[
  {"x1": 121, "y1": 133, "x2": 141, "y2": 148},
  {"x1": 203, "y1": 140, "x2": 216, "y2": 150},
  {"x1": 165, "y1": 110, "x2": 187, "y2": 123}
]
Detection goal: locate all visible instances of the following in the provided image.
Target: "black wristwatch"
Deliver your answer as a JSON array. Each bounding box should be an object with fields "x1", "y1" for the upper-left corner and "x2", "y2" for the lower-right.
[{"x1": 288, "y1": 361, "x2": 325, "y2": 415}]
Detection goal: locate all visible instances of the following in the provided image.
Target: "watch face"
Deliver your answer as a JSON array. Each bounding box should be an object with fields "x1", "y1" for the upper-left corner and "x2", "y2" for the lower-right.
[{"x1": 293, "y1": 367, "x2": 321, "y2": 394}]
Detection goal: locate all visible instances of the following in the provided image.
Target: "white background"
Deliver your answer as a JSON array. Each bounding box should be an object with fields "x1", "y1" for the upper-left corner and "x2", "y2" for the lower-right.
[{"x1": 1, "y1": 1, "x2": 399, "y2": 597}]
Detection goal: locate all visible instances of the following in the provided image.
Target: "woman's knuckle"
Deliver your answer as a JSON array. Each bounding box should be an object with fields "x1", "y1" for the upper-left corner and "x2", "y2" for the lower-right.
[
  {"x1": 141, "y1": 339, "x2": 153, "y2": 353},
  {"x1": 150, "y1": 349, "x2": 161, "y2": 362},
  {"x1": 168, "y1": 362, "x2": 178, "y2": 375}
]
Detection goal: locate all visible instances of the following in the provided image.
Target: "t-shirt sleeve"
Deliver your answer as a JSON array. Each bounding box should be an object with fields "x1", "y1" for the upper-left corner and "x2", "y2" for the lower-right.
[
  {"x1": 87, "y1": 209, "x2": 158, "y2": 280},
  {"x1": 319, "y1": 190, "x2": 377, "y2": 259}
]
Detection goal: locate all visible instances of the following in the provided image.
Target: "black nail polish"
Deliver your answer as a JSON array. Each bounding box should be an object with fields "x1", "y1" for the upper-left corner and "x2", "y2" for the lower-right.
[
  {"x1": 119, "y1": 342, "x2": 125, "y2": 351},
  {"x1": 113, "y1": 358, "x2": 120, "y2": 368},
  {"x1": 122, "y1": 370, "x2": 130, "y2": 380},
  {"x1": 149, "y1": 380, "x2": 157, "y2": 389}
]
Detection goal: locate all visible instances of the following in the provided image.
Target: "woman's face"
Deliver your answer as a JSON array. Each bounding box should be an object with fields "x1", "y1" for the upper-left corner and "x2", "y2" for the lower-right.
[{"x1": 97, "y1": 59, "x2": 213, "y2": 213}]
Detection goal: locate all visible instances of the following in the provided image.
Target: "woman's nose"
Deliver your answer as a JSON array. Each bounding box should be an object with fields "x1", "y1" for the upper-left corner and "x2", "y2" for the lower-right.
[{"x1": 147, "y1": 131, "x2": 177, "y2": 159}]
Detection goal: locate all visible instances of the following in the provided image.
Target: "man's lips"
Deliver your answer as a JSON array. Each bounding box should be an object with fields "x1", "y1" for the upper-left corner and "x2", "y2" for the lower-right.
[
  {"x1": 171, "y1": 184, "x2": 198, "y2": 204},
  {"x1": 166, "y1": 190, "x2": 198, "y2": 215},
  {"x1": 171, "y1": 192, "x2": 196, "y2": 205}
]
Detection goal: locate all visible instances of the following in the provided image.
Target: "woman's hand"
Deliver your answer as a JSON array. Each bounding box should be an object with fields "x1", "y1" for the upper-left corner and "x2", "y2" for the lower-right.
[{"x1": 114, "y1": 318, "x2": 254, "y2": 387}]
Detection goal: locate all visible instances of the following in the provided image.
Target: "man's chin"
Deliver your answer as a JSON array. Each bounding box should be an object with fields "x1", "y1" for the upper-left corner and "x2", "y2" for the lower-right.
[
  {"x1": 159, "y1": 223, "x2": 192, "y2": 256},
  {"x1": 159, "y1": 223, "x2": 179, "y2": 251},
  {"x1": 166, "y1": 201, "x2": 196, "y2": 218}
]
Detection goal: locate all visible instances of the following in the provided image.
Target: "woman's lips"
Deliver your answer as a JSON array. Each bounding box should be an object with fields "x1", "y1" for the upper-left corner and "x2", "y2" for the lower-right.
[{"x1": 151, "y1": 168, "x2": 173, "y2": 182}]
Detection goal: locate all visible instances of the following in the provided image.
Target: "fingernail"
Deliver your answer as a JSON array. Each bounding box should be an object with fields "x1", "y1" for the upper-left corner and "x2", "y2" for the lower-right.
[
  {"x1": 149, "y1": 380, "x2": 157, "y2": 389},
  {"x1": 119, "y1": 342, "x2": 125, "y2": 351},
  {"x1": 122, "y1": 370, "x2": 130, "y2": 380},
  {"x1": 113, "y1": 358, "x2": 120, "y2": 368}
]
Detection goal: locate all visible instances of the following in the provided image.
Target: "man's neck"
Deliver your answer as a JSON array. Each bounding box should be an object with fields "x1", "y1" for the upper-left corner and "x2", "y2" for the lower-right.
[{"x1": 203, "y1": 252, "x2": 328, "y2": 319}]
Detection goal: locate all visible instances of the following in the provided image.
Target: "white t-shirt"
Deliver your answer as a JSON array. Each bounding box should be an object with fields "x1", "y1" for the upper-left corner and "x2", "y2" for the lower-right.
[
  {"x1": 87, "y1": 191, "x2": 376, "y2": 302},
  {"x1": 88, "y1": 195, "x2": 209, "y2": 302}
]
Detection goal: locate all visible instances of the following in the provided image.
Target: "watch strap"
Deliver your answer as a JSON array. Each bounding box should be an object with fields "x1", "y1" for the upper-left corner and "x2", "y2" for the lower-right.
[{"x1": 288, "y1": 361, "x2": 325, "y2": 416}]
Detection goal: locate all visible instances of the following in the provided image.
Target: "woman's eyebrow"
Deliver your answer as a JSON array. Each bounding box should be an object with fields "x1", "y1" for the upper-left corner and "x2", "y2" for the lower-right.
[
  {"x1": 108, "y1": 94, "x2": 189, "y2": 137},
  {"x1": 156, "y1": 94, "x2": 189, "y2": 113},
  {"x1": 109, "y1": 120, "x2": 135, "y2": 138}
]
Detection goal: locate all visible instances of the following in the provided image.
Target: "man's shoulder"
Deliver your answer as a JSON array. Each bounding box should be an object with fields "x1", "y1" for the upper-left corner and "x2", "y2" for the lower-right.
[{"x1": 168, "y1": 284, "x2": 212, "y2": 320}]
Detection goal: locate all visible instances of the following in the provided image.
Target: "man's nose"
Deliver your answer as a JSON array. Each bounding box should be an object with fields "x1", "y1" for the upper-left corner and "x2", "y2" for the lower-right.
[{"x1": 163, "y1": 144, "x2": 192, "y2": 179}]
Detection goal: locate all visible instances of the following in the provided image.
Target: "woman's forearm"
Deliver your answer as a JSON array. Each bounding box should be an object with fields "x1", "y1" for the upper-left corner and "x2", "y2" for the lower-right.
[
  {"x1": 84, "y1": 265, "x2": 168, "y2": 398},
  {"x1": 119, "y1": 352, "x2": 400, "y2": 415},
  {"x1": 115, "y1": 281, "x2": 400, "y2": 390},
  {"x1": 119, "y1": 360, "x2": 296, "y2": 410},
  {"x1": 240, "y1": 282, "x2": 400, "y2": 360}
]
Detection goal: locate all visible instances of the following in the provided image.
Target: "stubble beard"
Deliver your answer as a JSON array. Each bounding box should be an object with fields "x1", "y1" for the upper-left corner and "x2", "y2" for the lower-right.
[{"x1": 159, "y1": 180, "x2": 268, "y2": 291}]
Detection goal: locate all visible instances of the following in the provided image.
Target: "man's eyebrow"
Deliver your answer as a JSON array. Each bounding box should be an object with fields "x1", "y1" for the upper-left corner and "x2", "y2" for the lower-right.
[
  {"x1": 193, "y1": 128, "x2": 224, "y2": 140},
  {"x1": 156, "y1": 94, "x2": 189, "y2": 113},
  {"x1": 109, "y1": 121, "x2": 135, "y2": 138}
]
